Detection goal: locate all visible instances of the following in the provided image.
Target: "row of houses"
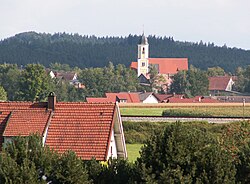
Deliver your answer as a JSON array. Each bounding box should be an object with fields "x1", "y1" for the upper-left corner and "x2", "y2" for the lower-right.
[
  {"x1": 0, "y1": 93, "x2": 127, "y2": 161},
  {"x1": 87, "y1": 92, "x2": 219, "y2": 103}
]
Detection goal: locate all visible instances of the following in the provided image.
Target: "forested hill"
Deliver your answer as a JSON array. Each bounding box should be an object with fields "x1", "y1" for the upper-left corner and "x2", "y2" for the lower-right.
[{"x1": 0, "y1": 31, "x2": 250, "y2": 72}]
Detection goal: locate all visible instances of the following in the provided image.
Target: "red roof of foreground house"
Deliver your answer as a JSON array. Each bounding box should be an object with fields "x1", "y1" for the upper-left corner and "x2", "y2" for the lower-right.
[
  {"x1": 0, "y1": 101, "x2": 120, "y2": 161},
  {"x1": 45, "y1": 103, "x2": 116, "y2": 160},
  {"x1": 209, "y1": 76, "x2": 232, "y2": 91},
  {"x1": 3, "y1": 110, "x2": 51, "y2": 137},
  {"x1": 130, "y1": 58, "x2": 188, "y2": 75},
  {"x1": 0, "y1": 102, "x2": 48, "y2": 150}
]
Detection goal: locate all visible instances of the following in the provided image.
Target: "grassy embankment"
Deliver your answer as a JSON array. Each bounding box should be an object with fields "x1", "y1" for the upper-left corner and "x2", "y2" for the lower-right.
[{"x1": 122, "y1": 103, "x2": 250, "y2": 161}]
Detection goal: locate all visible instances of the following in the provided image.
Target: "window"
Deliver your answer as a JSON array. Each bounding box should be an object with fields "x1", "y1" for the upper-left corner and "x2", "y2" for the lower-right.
[
  {"x1": 142, "y1": 47, "x2": 145, "y2": 54},
  {"x1": 142, "y1": 62, "x2": 145, "y2": 67}
]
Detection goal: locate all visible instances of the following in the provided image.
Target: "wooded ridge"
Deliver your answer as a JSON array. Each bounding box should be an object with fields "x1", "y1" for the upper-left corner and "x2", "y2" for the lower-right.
[{"x1": 0, "y1": 31, "x2": 249, "y2": 72}]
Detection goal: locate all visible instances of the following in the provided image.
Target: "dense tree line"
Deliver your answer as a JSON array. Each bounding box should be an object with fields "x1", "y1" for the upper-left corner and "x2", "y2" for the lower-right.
[
  {"x1": 0, "y1": 32, "x2": 250, "y2": 73},
  {"x1": 1, "y1": 122, "x2": 250, "y2": 183},
  {"x1": 0, "y1": 63, "x2": 146, "y2": 102}
]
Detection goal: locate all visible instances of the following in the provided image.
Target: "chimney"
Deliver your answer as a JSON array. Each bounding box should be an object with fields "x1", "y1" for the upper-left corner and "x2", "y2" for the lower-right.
[{"x1": 48, "y1": 92, "x2": 56, "y2": 111}]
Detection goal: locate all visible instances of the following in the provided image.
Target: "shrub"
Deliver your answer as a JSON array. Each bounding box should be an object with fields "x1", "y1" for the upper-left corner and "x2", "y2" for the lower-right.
[{"x1": 162, "y1": 109, "x2": 212, "y2": 117}]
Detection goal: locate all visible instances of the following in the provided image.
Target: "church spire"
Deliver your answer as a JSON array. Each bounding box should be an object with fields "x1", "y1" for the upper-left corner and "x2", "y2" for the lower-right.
[{"x1": 137, "y1": 32, "x2": 149, "y2": 76}]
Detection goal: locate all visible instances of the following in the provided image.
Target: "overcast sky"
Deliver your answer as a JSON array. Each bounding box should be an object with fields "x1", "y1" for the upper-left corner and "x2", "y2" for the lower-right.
[{"x1": 1, "y1": 0, "x2": 250, "y2": 50}]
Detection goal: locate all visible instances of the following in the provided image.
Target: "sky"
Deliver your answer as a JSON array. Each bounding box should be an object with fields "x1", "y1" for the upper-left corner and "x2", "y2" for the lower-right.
[{"x1": 1, "y1": 0, "x2": 250, "y2": 50}]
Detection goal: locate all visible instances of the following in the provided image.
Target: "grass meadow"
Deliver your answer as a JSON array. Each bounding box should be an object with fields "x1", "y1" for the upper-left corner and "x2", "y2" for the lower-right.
[
  {"x1": 120, "y1": 105, "x2": 250, "y2": 117},
  {"x1": 126, "y1": 144, "x2": 143, "y2": 162}
]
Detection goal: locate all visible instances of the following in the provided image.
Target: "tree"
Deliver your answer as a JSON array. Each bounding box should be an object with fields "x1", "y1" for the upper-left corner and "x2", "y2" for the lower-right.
[
  {"x1": 0, "y1": 85, "x2": 7, "y2": 101},
  {"x1": 148, "y1": 65, "x2": 166, "y2": 93},
  {"x1": 236, "y1": 143, "x2": 250, "y2": 183},
  {"x1": 187, "y1": 66, "x2": 209, "y2": 96},
  {"x1": 170, "y1": 66, "x2": 209, "y2": 97},
  {"x1": 0, "y1": 64, "x2": 21, "y2": 100},
  {"x1": 0, "y1": 135, "x2": 90, "y2": 184},
  {"x1": 170, "y1": 70, "x2": 188, "y2": 95},
  {"x1": 50, "y1": 151, "x2": 90, "y2": 184},
  {"x1": 17, "y1": 64, "x2": 53, "y2": 101},
  {"x1": 137, "y1": 122, "x2": 236, "y2": 183},
  {"x1": 207, "y1": 66, "x2": 226, "y2": 77},
  {"x1": 85, "y1": 158, "x2": 141, "y2": 184}
]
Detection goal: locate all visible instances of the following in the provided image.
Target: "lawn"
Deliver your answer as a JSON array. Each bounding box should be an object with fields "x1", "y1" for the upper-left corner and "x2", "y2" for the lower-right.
[
  {"x1": 120, "y1": 106, "x2": 250, "y2": 117},
  {"x1": 126, "y1": 144, "x2": 143, "y2": 162},
  {"x1": 121, "y1": 108, "x2": 163, "y2": 116}
]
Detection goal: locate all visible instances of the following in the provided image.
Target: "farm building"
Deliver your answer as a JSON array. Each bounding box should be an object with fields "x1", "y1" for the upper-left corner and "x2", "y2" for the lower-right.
[{"x1": 209, "y1": 76, "x2": 237, "y2": 95}]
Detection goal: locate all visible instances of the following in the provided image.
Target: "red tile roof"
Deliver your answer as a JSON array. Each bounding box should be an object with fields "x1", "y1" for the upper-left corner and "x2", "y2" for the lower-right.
[
  {"x1": 153, "y1": 94, "x2": 174, "y2": 102},
  {"x1": 130, "y1": 62, "x2": 137, "y2": 70},
  {"x1": 105, "y1": 93, "x2": 140, "y2": 103},
  {"x1": 0, "y1": 102, "x2": 48, "y2": 150},
  {"x1": 86, "y1": 97, "x2": 113, "y2": 103},
  {"x1": 209, "y1": 76, "x2": 232, "y2": 91},
  {"x1": 149, "y1": 58, "x2": 188, "y2": 74},
  {"x1": 130, "y1": 58, "x2": 188, "y2": 75},
  {"x1": 3, "y1": 110, "x2": 51, "y2": 136},
  {"x1": 167, "y1": 96, "x2": 219, "y2": 103},
  {"x1": 0, "y1": 102, "x2": 118, "y2": 161},
  {"x1": 45, "y1": 102, "x2": 116, "y2": 160}
]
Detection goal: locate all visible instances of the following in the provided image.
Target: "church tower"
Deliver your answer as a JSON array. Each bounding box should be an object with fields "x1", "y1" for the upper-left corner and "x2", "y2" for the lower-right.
[{"x1": 137, "y1": 33, "x2": 149, "y2": 76}]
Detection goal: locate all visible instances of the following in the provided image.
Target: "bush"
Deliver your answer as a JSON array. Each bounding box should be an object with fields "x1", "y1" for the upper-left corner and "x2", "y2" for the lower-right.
[{"x1": 162, "y1": 109, "x2": 212, "y2": 117}]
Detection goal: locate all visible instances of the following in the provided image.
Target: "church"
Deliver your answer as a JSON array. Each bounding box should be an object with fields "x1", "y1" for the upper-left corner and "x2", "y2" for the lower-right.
[{"x1": 130, "y1": 34, "x2": 188, "y2": 89}]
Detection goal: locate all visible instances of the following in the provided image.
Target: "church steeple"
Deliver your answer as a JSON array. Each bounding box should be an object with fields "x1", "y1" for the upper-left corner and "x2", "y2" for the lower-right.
[
  {"x1": 137, "y1": 33, "x2": 149, "y2": 76},
  {"x1": 138, "y1": 33, "x2": 149, "y2": 59}
]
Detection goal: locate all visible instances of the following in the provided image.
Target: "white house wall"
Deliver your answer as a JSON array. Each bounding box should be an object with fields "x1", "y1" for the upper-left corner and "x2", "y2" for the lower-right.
[
  {"x1": 143, "y1": 94, "x2": 159, "y2": 103},
  {"x1": 226, "y1": 78, "x2": 234, "y2": 91},
  {"x1": 106, "y1": 130, "x2": 118, "y2": 159}
]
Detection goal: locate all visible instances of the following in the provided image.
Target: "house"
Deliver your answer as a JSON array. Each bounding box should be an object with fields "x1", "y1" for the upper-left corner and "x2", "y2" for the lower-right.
[
  {"x1": 209, "y1": 76, "x2": 236, "y2": 95},
  {"x1": 86, "y1": 92, "x2": 141, "y2": 103},
  {"x1": 86, "y1": 92, "x2": 159, "y2": 103},
  {"x1": 153, "y1": 93, "x2": 219, "y2": 103},
  {"x1": 130, "y1": 33, "x2": 188, "y2": 89},
  {"x1": 46, "y1": 70, "x2": 84, "y2": 89},
  {"x1": 0, "y1": 93, "x2": 127, "y2": 161},
  {"x1": 139, "y1": 92, "x2": 158, "y2": 103}
]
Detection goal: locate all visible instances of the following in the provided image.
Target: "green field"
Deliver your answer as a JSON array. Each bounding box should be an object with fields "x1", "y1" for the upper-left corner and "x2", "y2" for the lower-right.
[
  {"x1": 126, "y1": 144, "x2": 143, "y2": 162},
  {"x1": 120, "y1": 106, "x2": 250, "y2": 117}
]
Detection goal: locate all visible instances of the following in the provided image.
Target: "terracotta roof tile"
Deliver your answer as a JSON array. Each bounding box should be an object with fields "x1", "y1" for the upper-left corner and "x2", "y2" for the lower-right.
[
  {"x1": 130, "y1": 58, "x2": 188, "y2": 75},
  {"x1": 106, "y1": 92, "x2": 140, "y2": 103},
  {"x1": 149, "y1": 58, "x2": 188, "y2": 74},
  {"x1": 209, "y1": 76, "x2": 232, "y2": 91},
  {"x1": 45, "y1": 102, "x2": 116, "y2": 160},
  {"x1": 86, "y1": 97, "x2": 112, "y2": 103},
  {"x1": 0, "y1": 102, "x2": 118, "y2": 161},
  {"x1": 3, "y1": 110, "x2": 51, "y2": 136}
]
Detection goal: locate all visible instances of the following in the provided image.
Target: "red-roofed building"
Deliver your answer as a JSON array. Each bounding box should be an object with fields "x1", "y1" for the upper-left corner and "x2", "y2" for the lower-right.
[
  {"x1": 209, "y1": 76, "x2": 236, "y2": 95},
  {"x1": 0, "y1": 93, "x2": 127, "y2": 161},
  {"x1": 130, "y1": 34, "x2": 188, "y2": 90},
  {"x1": 86, "y1": 92, "x2": 158, "y2": 103}
]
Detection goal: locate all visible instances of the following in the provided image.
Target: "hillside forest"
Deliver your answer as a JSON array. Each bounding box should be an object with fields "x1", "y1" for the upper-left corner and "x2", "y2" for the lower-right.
[{"x1": 0, "y1": 32, "x2": 250, "y2": 73}]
